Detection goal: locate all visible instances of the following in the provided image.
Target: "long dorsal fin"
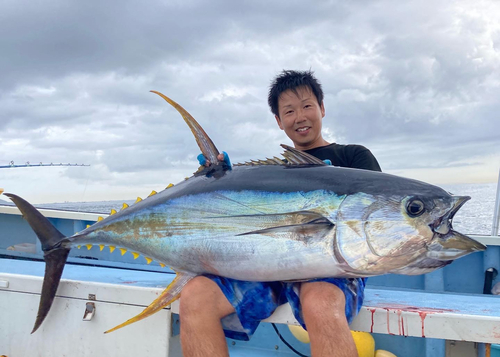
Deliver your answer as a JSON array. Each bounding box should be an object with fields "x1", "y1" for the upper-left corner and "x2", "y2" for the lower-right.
[
  {"x1": 150, "y1": 91, "x2": 220, "y2": 165},
  {"x1": 234, "y1": 144, "x2": 327, "y2": 167}
]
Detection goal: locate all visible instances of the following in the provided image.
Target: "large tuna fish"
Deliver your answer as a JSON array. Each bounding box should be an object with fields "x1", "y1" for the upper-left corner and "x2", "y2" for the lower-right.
[{"x1": 4, "y1": 91, "x2": 486, "y2": 334}]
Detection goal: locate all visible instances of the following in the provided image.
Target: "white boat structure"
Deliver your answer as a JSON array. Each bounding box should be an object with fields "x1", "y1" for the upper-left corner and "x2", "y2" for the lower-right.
[{"x1": 0, "y1": 174, "x2": 499, "y2": 357}]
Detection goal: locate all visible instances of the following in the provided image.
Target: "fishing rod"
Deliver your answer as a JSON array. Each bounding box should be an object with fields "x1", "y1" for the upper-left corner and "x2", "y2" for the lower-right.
[
  {"x1": 0, "y1": 162, "x2": 90, "y2": 194},
  {"x1": 0, "y1": 161, "x2": 90, "y2": 169}
]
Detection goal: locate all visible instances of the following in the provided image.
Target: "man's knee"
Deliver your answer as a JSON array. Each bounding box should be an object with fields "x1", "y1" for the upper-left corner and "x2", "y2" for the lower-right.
[
  {"x1": 180, "y1": 276, "x2": 234, "y2": 320},
  {"x1": 300, "y1": 282, "x2": 346, "y2": 320}
]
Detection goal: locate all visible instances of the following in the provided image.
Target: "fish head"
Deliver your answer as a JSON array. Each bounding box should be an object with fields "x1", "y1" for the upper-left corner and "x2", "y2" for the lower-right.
[
  {"x1": 368, "y1": 192, "x2": 486, "y2": 261},
  {"x1": 335, "y1": 182, "x2": 486, "y2": 275},
  {"x1": 384, "y1": 194, "x2": 486, "y2": 275}
]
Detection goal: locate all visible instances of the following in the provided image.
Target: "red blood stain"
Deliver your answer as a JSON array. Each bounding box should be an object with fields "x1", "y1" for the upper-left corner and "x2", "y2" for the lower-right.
[
  {"x1": 371, "y1": 303, "x2": 456, "y2": 313},
  {"x1": 383, "y1": 308, "x2": 395, "y2": 335},
  {"x1": 492, "y1": 326, "x2": 500, "y2": 340},
  {"x1": 397, "y1": 310, "x2": 402, "y2": 335},
  {"x1": 366, "y1": 304, "x2": 454, "y2": 338},
  {"x1": 418, "y1": 312, "x2": 427, "y2": 337},
  {"x1": 369, "y1": 308, "x2": 376, "y2": 333}
]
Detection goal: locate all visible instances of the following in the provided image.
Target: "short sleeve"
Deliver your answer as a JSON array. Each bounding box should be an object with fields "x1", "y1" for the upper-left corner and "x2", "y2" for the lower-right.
[{"x1": 350, "y1": 146, "x2": 382, "y2": 172}]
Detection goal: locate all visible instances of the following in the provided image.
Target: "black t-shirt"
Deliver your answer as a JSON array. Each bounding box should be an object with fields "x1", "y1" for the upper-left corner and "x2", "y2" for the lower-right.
[{"x1": 304, "y1": 143, "x2": 381, "y2": 172}]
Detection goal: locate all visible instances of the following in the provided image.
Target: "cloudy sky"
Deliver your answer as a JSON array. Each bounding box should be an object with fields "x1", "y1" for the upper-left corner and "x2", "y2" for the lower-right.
[{"x1": 1, "y1": 0, "x2": 499, "y2": 203}]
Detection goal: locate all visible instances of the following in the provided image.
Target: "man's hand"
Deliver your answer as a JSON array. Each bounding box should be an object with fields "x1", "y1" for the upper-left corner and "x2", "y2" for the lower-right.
[{"x1": 197, "y1": 152, "x2": 232, "y2": 170}]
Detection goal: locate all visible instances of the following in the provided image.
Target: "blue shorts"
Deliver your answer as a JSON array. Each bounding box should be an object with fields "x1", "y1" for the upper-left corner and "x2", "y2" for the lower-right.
[{"x1": 205, "y1": 275, "x2": 367, "y2": 341}]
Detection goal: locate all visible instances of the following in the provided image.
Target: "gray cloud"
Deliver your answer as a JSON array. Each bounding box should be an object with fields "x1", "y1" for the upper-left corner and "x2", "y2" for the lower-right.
[{"x1": 1, "y1": 0, "x2": 499, "y2": 202}]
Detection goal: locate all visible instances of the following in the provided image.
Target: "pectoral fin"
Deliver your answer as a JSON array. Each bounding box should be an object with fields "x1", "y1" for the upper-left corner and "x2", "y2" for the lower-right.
[
  {"x1": 220, "y1": 210, "x2": 334, "y2": 241},
  {"x1": 104, "y1": 272, "x2": 195, "y2": 333},
  {"x1": 218, "y1": 210, "x2": 331, "y2": 228},
  {"x1": 239, "y1": 213, "x2": 335, "y2": 243},
  {"x1": 238, "y1": 218, "x2": 334, "y2": 242}
]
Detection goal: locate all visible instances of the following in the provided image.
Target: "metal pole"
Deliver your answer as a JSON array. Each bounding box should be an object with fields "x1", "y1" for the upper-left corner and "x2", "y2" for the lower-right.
[
  {"x1": 484, "y1": 168, "x2": 500, "y2": 294},
  {"x1": 492, "y1": 167, "x2": 500, "y2": 237}
]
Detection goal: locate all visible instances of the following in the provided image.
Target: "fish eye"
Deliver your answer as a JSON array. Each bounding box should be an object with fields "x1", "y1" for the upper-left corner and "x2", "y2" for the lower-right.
[{"x1": 407, "y1": 199, "x2": 425, "y2": 217}]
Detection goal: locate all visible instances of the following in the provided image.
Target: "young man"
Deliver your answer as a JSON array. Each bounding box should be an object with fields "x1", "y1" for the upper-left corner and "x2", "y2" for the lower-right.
[{"x1": 180, "y1": 70, "x2": 381, "y2": 357}]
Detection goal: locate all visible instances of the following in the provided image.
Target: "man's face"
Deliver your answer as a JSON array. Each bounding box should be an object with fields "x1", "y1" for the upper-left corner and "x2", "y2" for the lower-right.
[{"x1": 275, "y1": 86, "x2": 326, "y2": 150}]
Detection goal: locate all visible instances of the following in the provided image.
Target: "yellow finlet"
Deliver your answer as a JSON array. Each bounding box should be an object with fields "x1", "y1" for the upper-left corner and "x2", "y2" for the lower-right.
[
  {"x1": 145, "y1": 257, "x2": 153, "y2": 264},
  {"x1": 166, "y1": 183, "x2": 174, "y2": 189},
  {"x1": 184, "y1": 177, "x2": 189, "y2": 180},
  {"x1": 110, "y1": 209, "x2": 117, "y2": 215},
  {"x1": 131, "y1": 252, "x2": 140, "y2": 259},
  {"x1": 77, "y1": 245, "x2": 81, "y2": 249},
  {"x1": 135, "y1": 197, "x2": 142, "y2": 203},
  {"x1": 0, "y1": 188, "x2": 4, "y2": 194},
  {"x1": 97, "y1": 216, "x2": 104, "y2": 222},
  {"x1": 99, "y1": 244, "x2": 105, "y2": 251},
  {"x1": 109, "y1": 246, "x2": 116, "y2": 253},
  {"x1": 148, "y1": 190, "x2": 157, "y2": 197},
  {"x1": 86, "y1": 244, "x2": 93, "y2": 250},
  {"x1": 122, "y1": 203, "x2": 129, "y2": 210},
  {"x1": 86, "y1": 224, "x2": 91, "y2": 229},
  {"x1": 159, "y1": 263, "x2": 166, "y2": 268},
  {"x1": 120, "y1": 248, "x2": 127, "y2": 256}
]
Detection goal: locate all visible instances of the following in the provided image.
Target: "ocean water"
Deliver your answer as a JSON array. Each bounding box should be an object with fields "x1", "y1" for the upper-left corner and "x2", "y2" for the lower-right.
[
  {"x1": 2, "y1": 183, "x2": 498, "y2": 235},
  {"x1": 441, "y1": 182, "x2": 498, "y2": 235}
]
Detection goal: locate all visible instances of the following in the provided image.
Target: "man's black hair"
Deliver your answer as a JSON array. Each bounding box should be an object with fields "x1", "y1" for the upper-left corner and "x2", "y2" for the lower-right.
[{"x1": 268, "y1": 70, "x2": 324, "y2": 118}]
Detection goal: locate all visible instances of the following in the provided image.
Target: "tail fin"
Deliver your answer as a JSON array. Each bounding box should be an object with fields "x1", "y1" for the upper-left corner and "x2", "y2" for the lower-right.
[{"x1": 4, "y1": 193, "x2": 70, "y2": 333}]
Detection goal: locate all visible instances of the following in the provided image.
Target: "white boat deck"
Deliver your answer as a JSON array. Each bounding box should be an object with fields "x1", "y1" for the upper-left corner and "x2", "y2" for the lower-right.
[{"x1": 1, "y1": 258, "x2": 500, "y2": 345}]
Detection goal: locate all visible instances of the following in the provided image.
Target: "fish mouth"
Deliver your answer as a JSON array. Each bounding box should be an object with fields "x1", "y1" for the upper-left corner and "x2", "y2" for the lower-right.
[
  {"x1": 431, "y1": 195, "x2": 469, "y2": 236},
  {"x1": 427, "y1": 195, "x2": 486, "y2": 261}
]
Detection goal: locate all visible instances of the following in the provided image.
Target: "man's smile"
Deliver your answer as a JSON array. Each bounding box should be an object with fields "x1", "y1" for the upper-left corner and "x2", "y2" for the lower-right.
[{"x1": 296, "y1": 126, "x2": 311, "y2": 133}]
